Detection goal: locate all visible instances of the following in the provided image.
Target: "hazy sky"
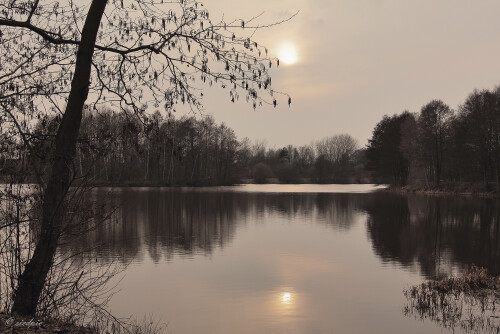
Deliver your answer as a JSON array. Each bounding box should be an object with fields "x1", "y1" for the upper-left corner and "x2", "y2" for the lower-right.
[{"x1": 183, "y1": 0, "x2": 500, "y2": 147}]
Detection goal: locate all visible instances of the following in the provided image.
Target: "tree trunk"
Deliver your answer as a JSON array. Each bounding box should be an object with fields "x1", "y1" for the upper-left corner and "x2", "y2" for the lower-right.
[
  {"x1": 162, "y1": 139, "x2": 166, "y2": 182},
  {"x1": 144, "y1": 143, "x2": 150, "y2": 181},
  {"x1": 12, "y1": 0, "x2": 108, "y2": 316},
  {"x1": 435, "y1": 132, "x2": 441, "y2": 187}
]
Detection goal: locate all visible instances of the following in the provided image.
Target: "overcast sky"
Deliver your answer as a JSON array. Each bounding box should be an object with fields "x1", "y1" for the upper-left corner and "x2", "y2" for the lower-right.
[{"x1": 183, "y1": 0, "x2": 500, "y2": 148}]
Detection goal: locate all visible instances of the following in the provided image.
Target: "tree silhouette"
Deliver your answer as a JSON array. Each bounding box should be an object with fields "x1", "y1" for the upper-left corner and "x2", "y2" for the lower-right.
[
  {"x1": 366, "y1": 112, "x2": 411, "y2": 185},
  {"x1": 458, "y1": 89, "x2": 500, "y2": 190},
  {"x1": 417, "y1": 100, "x2": 452, "y2": 187},
  {"x1": 0, "y1": 0, "x2": 292, "y2": 316}
]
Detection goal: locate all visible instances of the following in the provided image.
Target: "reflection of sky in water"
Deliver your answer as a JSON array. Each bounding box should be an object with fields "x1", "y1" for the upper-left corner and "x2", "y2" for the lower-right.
[
  {"x1": 71, "y1": 185, "x2": 500, "y2": 334},
  {"x1": 185, "y1": 183, "x2": 388, "y2": 193},
  {"x1": 107, "y1": 211, "x2": 428, "y2": 333}
]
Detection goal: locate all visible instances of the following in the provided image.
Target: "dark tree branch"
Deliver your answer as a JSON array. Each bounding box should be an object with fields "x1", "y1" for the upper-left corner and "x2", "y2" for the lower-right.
[{"x1": 26, "y1": 0, "x2": 40, "y2": 23}]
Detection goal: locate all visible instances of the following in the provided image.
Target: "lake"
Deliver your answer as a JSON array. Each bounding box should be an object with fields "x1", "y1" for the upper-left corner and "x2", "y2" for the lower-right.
[{"x1": 66, "y1": 184, "x2": 500, "y2": 334}]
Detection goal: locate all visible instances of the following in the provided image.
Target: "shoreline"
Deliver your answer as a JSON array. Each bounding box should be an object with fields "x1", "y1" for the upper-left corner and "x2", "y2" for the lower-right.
[
  {"x1": 384, "y1": 184, "x2": 500, "y2": 197},
  {"x1": 0, "y1": 179, "x2": 371, "y2": 188},
  {"x1": 5, "y1": 180, "x2": 500, "y2": 197}
]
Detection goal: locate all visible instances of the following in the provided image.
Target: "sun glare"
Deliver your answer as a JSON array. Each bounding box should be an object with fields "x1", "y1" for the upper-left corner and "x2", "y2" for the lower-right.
[
  {"x1": 278, "y1": 43, "x2": 298, "y2": 65},
  {"x1": 281, "y1": 292, "x2": 293, "y2": 304}
]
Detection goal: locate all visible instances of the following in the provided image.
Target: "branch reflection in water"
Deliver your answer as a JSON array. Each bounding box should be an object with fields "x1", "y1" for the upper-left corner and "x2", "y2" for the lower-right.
[
  {"x1": 62, "y1": 188, "x2": 500, "y2": 279},
  {"x1": 56, "y1": 186, "x2": 500, "y2": 333}
]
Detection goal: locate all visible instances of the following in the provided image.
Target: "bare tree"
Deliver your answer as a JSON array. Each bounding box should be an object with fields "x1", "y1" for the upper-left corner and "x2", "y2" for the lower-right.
[
  {"x1": 0, "y1": 0, "x2": 292, "y2": 316},
  {"x1": 315, "y1": 134, "x2": 358, "y2": 165},
  {"x1": 315, "y1": 134, "x2": 358, "y2": 181},
  {"x1": 417, "y1": 100, "x2": 452, "y2": 187}
]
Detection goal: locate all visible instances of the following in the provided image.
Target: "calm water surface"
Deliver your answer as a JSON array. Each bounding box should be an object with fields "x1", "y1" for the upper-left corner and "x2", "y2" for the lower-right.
[{"x1": 67, "y1": 185, "x2": 500, "y2": 334}]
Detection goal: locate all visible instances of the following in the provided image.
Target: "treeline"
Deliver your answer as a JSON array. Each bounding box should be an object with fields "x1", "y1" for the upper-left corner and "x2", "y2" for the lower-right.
[
  {"x1": 5, "y1": 84, "x2": 500, "y2": 189},
  {"x1": 0, "y1": 109, "x2": 369, "y2": 186},
  {"x1": 366, "y1": 86, "x2": 500, "y2": 191},
  {"x1": 76, "y1": 110, "x2": 239, "y2": 186},
  {"x1": 241, "y1": 135, "x2": 366, "y2": 184},
  {"x1": 72, "y1": 110, "x2": 368, "y2": 185}
]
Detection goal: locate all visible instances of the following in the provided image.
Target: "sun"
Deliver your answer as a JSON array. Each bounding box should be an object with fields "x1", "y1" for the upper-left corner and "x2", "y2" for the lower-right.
[
  {"x1": 281, "y1": 292, "x2": 293, "y2": 304},
  {"x1": 278, "y1": 43, "x2": 298, "y2": 65}
]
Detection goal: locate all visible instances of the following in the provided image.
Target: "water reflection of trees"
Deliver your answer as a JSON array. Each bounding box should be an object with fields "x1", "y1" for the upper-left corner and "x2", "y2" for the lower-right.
[
  {"x1": 62, "y1": 189, "x2": 500, "y2": 277},
  {"x1": 62, "y1": 190, "x2": 364, "y2": 263},
  {"x1": 362, "y1": 193, "x2": 500, "y2": 278}
]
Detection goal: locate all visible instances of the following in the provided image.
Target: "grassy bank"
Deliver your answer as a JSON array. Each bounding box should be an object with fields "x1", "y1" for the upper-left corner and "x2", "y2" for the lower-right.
[{"x1": 404, "y1": 267, "x2": 500, "y2": 333}]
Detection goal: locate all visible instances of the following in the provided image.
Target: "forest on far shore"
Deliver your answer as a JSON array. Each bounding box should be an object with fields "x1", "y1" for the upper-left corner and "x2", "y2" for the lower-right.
[
  {"x1": 2, "y1": 84, "x2": 500, "y2": 190},
  {"x1": 367, "y1": 85, "x2": 500, "y2": 192},
  {"x1": 0, "y1": 109, "x2": 368, "y2": 186}
]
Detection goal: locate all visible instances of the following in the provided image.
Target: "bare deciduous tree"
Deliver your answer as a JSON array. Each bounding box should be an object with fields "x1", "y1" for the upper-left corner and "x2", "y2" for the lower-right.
[
  {"x1": 0, "y1": 0, "x2": 292, "y2": 316},
  {"x1": 417, "y1": 100, "x2": 452, "y2": 187}
]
